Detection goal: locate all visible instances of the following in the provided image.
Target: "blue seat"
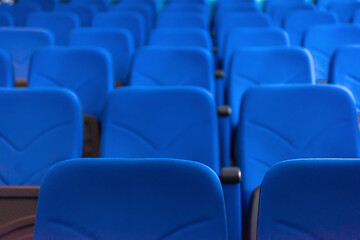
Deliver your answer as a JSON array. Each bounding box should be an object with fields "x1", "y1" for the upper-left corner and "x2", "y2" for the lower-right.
[
  {"x1": 269, "y1": 2, "x2": 315, "y2": 27},
  {"x1": 121, "y1": 0, "x2": 158, "y2": 19},
  {"x1": 70, "y1": 28, "x2": 134, "y2": 85},
  {"x1": 316, "y1": 0, "x2": 358, "y2": 9},
  {"x1": 54, "y1": 3, "x2": 97, "y2": 27},
  {"x1": 217, "y1": 12, "x2": 272, "y2": 60},
  {"x1": 0, "y1": 4, "x2": 40, "y2": 26},
  {"x1": 257, "y1": 159, "x2": 360, "y2": 239},
  {"x1": 354, "y1": 9, "x2": 360, "y2": 23},
  {"x1": 238, "y1": 85, "x2": 360, "y2": 232},
  {"x1": 303, "y1": 25, "x2": 360, "y2": 83},
  {"x1": 0, "y1": 12, "x2": 13, "y2": 26},
  {"x1": 266, "y1": 0, "x2": 307, "y2": 13},
  {"x1": 284, "y1": 10, "x2": 338, "y2": 46},
  {"x1": 327, "y1": 2, "x2": 360, "y2": 23},
  {"x1": 163, "y1": 2, "x2": 208, "y2": 15},
  {"x1": 110, "y1": 3, "x2": 154, "y2": 33},
  {"x1": 157, "y1": 12, "x2": 208, "y2": 30},
  {"x1": 17, "y1": 0, "x2": 55, "y2": 10},
  {"x1": 28, "y1": 47, "x2": 113, "y2": 119},
  {"x1": 0, "y1": 88, "x2": 83, "y2": 185},
  {"x1": 223, "y1": 28, "x2": 289, "y2": 72},
  {"x1": 93, "y1": 12, "x2": 146, "y2": 47},
  {"x1": 228, "y1": 47, "x2": 315, "y2": 135},
  {"x1": 34, "y1": 158, "x2": 228, "y2": 239},
  {"x1": 0, "y1": 28, "x2": 54, "y2": 80},
  {"x1": 148, "y1": 29, "x2": 212, "y2": 53},
  {"x1": 130, "y1": 47, "x2": 215, "y2": 97},
  {"x1": 168, "y1": 0, "x2": 207, "y2": 5},
  {"x1": 26, "y1": 12, "x2": 80, "y2": 45},
  {"x1": 70, "y1": 0, "x2": 108, "y2": 11},
  {"x1": 329, "y1": 46, "x2": 360, "y2": 111},
  {"x1": 0, "y1": 49, "x2": 14, "y2": 87}
]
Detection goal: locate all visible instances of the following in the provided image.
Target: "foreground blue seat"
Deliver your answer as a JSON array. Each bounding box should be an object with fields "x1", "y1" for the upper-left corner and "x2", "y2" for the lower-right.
[
  {"x1": 329, "y1": 46, "x2": 360, "y2": 111},
  {"x1": 27, "y1": 12, "x2": 80, "y2": 45},
  {"x1": 93, "y1": 12, "x2": 146, "y2": 46},
  {"x1": 0, "y1": 49, "x2": 14, "y2": 87},
  {"x1": 327, "y1": 1, "x2": 360, "y2": 22},
  {"x1": 0, "y1": 28, "x2": 54, "y2": 81},
  {"x1": 228, "y1": 47, "x2": 315, "y2": 135},
  {"x1": 0, "y1": 88, "x2": 83, "y2": 238},
  {"x1": 0, "y1": 4, "x2": 40, "y2": 26},
  {"x1": 100, "y1": 87, "x2": 241, "y2": 240},
  {"x1": 223, "y1": 28, "x2": 289, "y2": 72},
  {"x1": 303, "y1": 25, "x2": 360, "y2": 83},
  {"x1": 284, "y1": 10, "x2": 337, "y2": 45},
  {"x1": 269, "y1": 2, "x2": 315, "y2": 27},
  {"x1": 256, "y1": 159, "x2": 360, "y2": 240},
  {"x1": 148, "y1": 29, "x2": 212, "y2": 52},
  {"x1": 54, "y1": 3, "x2": 97, "y2": 27},
  {"x1": 70, "y1": 28, "x2": 134, "y2": 85},
  {"x1": 130, "y1": 47, "x2": 215, "y2": 96},
  {"x1": 157, "y1": 12, "x2": 208, "y2": 30},
  {"x1": 34, "y1": 158, "x2": 228, "y2": 240},
  {"x1": 238, "y1": 85, "x2": 360, "y2": 239},
  {"x1": 28, "y1": 47, "x2": 113, "y2": 120}
]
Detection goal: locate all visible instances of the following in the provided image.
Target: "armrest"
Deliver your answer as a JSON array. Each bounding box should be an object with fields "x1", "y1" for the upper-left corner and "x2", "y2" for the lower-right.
[
  {"x1": 0, "y1": 186, "x2": 39, "y2": 239},
  {"x1": 215, "y1": 69, "x2": 224, "y2": 79},
  {"x1": 213, "y1": 46, "x2": 217, "y2": 54},
  {"x1": 83, "y1": 114, "x2": 101, "y2": 158},
  {"x1": 220, "y1": 167, "x2": 242, "y2": 240},
  {"x1": 217, "y1": 106, "x2": 232, "y2": 167},
  {"x1": 244, "y1": 186, "x2": 261, "y2": 240}
]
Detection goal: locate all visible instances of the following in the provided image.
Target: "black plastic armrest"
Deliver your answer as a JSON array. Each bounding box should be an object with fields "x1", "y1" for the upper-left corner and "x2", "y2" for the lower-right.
[
  {"x1": 220, "y1": 167, "x2": 241, "y2": 184},
  {"x1": 217, "y1": 105, "x2": 232, "y2": 117},
  {"x1": 215, "y1": 69, "x2": 224, "y2": 79},
  {"x1": 213, "y1": 46, "x2": 217, "y2": 53}
]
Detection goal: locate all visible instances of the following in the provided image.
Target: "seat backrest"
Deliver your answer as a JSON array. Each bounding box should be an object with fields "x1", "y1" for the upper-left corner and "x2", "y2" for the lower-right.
[
  {"x1": 354, "y1": 8, "x2": 360, "y2": 22},
  {"x1": 54, "y1": 3, "x2": 97, "y2": 27},
  {"x1": 17, "y1": 0, "x2": 55, "y2": 10},
  {"x1": 0, "y1": 12, "x2": 13, "y2": 26},
  {"x1": 329, "y1": 46, "x2": 360, "y2": 111},
  {"x1": 223, "y1": 28, "x2": 289, "y2": 72},
  {"x1": 100, "y1": 87, "x2": 220, "y2": 174},
  {"x1": 0, "y1": 28, "x2": 54, "y2": 80},
  {"x1": 266, "y1": 0, "x2": 306, "y2": 12},
  {"x1": 28, "y1": 47, "x2": 113, "y2": 119},
  {"x1": 237, "y1": 85, "x2": 360, "y2": 218},
  {"x1": 217, "y1": 12, "x2": 272, "y2": 59},
  {"x1": 284, "y1": 10, "x2": 337, "y2": 46},
  {"x1": 70, "y1": 0, "x2": 108, "y2": 11},
  {"x1": 34, "y1": 158, "x2": 227, "y2": 240},
  {"x1": 0, "y1": 49, "x2": 14, "y2": 87},
  {"x1": 148, "y1": 29, "x2": 212, "y2": 52},
  {"x1": 163, "y1": 2, "x2": 208, "y2": 15},
  {"x1": 303, "y1": 25, "x2": 360, "y2": 83},
  {"x1": 70, "y1": 28, "x2": 134, "y2": 85},
  {"x1": 156, "y1": 12, "x2": 208, "y2": 30},
  {"x1": 327, "y1": 2, "x2": 360, "y2": 23},
  {"x1": 258, "y1": 159, "x2": 360, "y2": 239},
  {"x1": 121, "y1": 0, "x2": 158, "y2": 17},
  {"x1": 27, "y1": 12, "x2": 80, "y2": 46},
  {"x1": 0, "y1": 4, "x2": 40, "y2": 26},
  {"x1": 270, "y1": 2, "x2": 315, "y2": 27},
  {"x1": 316, "y1": 0, "x2": 358, "y2": 9},
  {"x1": 228, "y1": 47, "x2": 315, "y2": 133},
  {"x1": 0, "y1": 88, "x2": 83, "y2": 185},
  {"x1": 130, "y1": 47, "x2": 215, "y2": 96},
  {"x1": 93, "y1": 12, "x2": 145, "y2": 46}
]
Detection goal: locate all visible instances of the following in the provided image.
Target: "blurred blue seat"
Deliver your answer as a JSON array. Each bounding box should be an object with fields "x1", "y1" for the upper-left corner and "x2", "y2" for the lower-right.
[
  {"x1": 130, "y1": 47, "x2": 215, "y2": 96},
  {"x1": 0, "y1": 28, "x2": 54, "y2": 80},
  {"x1": 354, "y1": 9, "x2": 360, "y2": 23},
  {"x1": 0, "y1": 49, "x2": 14, "y2": 87},
  {"x1": 0, "y1": 4, "x2": 40, "y2": 26},
  {"x1": 269, "y1": 2, "x2": 315, "y2": 27},
  {"x1": 327, "y1": 2, "x2": 360, "y2": 23},
  {"x1": 257, "y1": 159, "x2": 360, "y2": 239},
  {"x1": 284, "y1": 10, "x2": 338, "y2": 45},
  {"x1": 163, "y1": 2, "x2": 208, "y2": 15},
  {"x1": 266, "y1": 0, "x2": 307, "y2": 13},
  {"x1": 227, "y1": 47, "x2": 315, "y2": 135},
  {"x1": 316, "y1": 0, "x2": 358, "y2": 9},
  {"x1": 34, "y1": 158, "x2": 228, "y2": 239},
  {"x1": 26, "y1": 12, "x2": 80, "y2": 45},
  {"x1": 70, "y1": 28, "x2": 134, "y2": 85},
  {"x1": 0, "y1": 12, "x2": 13, "y2": 26},
  {"x1": 121, "y1": 0, "x2": 158, "y2": 19},
  {"x1": 93, "y1": 12, "x2": 146, "y2": 46},
  {"x1": 17, "y1": 0, "x2": 55, "y2": 10},
  {"x1": 70, "y1": 0, "x2": 108, "y2": 11},
  {"x1": 54, "y1": 3, "x2": 97, "y2": 27},
  {"x1": 238, "y1": 85, "x2": 360, "y2": 236},
  {"x1": 157, "y1": 12, "x2": 208, "y2": 30},
  {"x1": 329, "y1": 46, "x2": 360, "y2": 112},
  {"x1": 303, "y1": 25, "x2": 360, "y2": 83},
  {"x1": 28, "y1": 47, "x2": 113, "y2": 119}
]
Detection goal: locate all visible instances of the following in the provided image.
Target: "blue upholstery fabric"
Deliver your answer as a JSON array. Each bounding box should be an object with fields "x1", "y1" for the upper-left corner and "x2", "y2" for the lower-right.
[
  {"x1": 237, "y1": 85, "x2": 360, "y2": 222},
  {"x1": 0, "y1": 49, "x2": 14, "y2": 87},
  {"x1": 0, "y1": 88, "x2": 83, "y2": 185},
  {"x1": 17, "y1": 0, "x2": 55, "y2": 10},
  {"x1": 303, "y1": 25, "x2": 360, "y2": 83},
  {"x1": 70, "y1": 28, "x2": 134, "y2": 85},
  {"x1": 258, "y1": 159, "x2": 360, "y2": 239},
  {"x1": 157, "y1": 12, "x2": 209, "y2": 30},
  {"x1": 329, "y1": 46, "x2": 360, "y2": 112},
  {"x1": 54, "y1": 4, "x2": 97, "y2": 27},
  {"x1": 0, "y1": 12, "x2": 13, "y2": 26},
  {"x1": 327, "y1": 2, "x2": 360, "y2": 22},
  {"x1": 227, "y1": 47, "x2": 315, "y2": 134},
  {"x1": 34, "y1": 158, "x2": 227, "y2": 240},
  {"x1": 266, "y1": 0, "x2": 307, "y2": 13},
  {"x1": 100, "y1": 87, "x2": 220, "y2": 174},
  {"x1": 316, "y1": 0, "x2": 358, "y2": 9},
  {"x1": 28, "y1": 47, "x2": 113, "y2": 119},
  {"x1": 0, "y1": 28, "x2": 54, "y2": 80},
  {"x1": 130, "y1": 47, "x2": 215, "y2": 97},
  {"x1": 0, "y1": 4, "x2": 40, "y2": 26},
  {"x1": 284, "y1": 10, "x2": 337, "y2": 46},
  {"x1": 269, "y1": 2, "x2": 315, "y2": 27},
  {"x1": 70, "y1": 0, "x2": 108, "y2": 11}
]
